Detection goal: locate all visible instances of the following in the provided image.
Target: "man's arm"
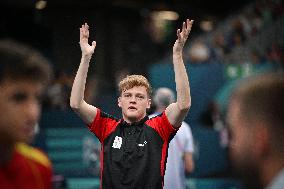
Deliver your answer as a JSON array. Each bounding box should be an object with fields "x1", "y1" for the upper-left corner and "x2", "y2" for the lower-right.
[
  {"x1": 166, "y1": 19, "x2": 193, "y2": 128},
  {"x1": 70, "y1": 23, "x2": 97, "y2": 125},
  {"x1": 184, "y1": 152, "x2": 194, "y2": 173}
]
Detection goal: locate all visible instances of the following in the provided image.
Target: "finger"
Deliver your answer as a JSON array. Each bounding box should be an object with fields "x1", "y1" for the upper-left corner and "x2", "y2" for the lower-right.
[
  {"x1": 82, "y1": 24, "x2": 86, "y2": 35},
  {"x1": 80, "y1": 25, "x2": 89, "y2": 43},
  {"x1": 86, "y1": 29, "x2": 89, "y2": 38},
  {"x1": 86, "y1": 23, "x2": 90, "y2": 38},
  {"x1": 186, "y1": 19, "x2": 190, "y2": 29},
  {"x1": 92, "y1": 41, "x2": 96, "y2": 48},
  {"x1": 185, "y1": 20, "x2": 193, "y2": 36},
  {"x1": 80, "y1": 27, "x2": 83, "y2": 41},
  {"x1": 83, "y1": 24, "x2": 87, "y2": 36},
  {"x1": 177, "y1": 29, "x2": 181, "y2": 40},
  {"x1": 85, "y1": 23, "x2": 89, "y2": 31},
  {"x1": 81, "y1": 25, "x2": 85, "y2": 37},
  {"x1": 187, "y1": 20, "x2": 194, "y2": 31},
  {"x1": 182, "y1": 22, "x2": 186, "y2": 33},
  {"x1": 80, "y1": 27, "x2": 86, "y2": 41}
]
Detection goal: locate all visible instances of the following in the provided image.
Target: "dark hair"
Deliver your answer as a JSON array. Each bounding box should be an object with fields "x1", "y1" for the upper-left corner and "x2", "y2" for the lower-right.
[{"x1": 0, "y1": 39, "x2": 52, "y2": 85}]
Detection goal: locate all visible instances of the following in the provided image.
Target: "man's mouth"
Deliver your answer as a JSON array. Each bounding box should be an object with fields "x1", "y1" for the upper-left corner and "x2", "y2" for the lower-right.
[
  {"x1": 128, "y1": 106, "x2": 137, "y2": 110},
  {"x1": 22, "y1": 125, "x2": 35, "y2": 136}
]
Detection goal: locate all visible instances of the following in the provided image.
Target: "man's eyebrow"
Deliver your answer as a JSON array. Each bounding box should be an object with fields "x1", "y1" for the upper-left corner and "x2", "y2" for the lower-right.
[
  {"x1": 122, "y1": 92, "x2": 132, "y2": 96},
  {"x1": 136, "y1": 93, "x2": 145, "y2": 95}
]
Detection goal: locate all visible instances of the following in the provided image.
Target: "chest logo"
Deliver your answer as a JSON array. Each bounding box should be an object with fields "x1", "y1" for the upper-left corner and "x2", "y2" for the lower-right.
[
  {"x1": 112, "y1": 136, "x2": 123, "y2": 149},
  {"x1": 138, "y1": 141, "x2": 147, "y2": 147}
]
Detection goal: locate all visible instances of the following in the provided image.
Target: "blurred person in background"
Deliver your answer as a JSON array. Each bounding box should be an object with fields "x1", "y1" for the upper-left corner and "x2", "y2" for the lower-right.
[
  {"x1": 150, "y1": 87, "x2": 194, "y2": 189},
  {"x1": 0, "y1": 39, "x2": 53, "y2": 189},
  {"x1": 227, "y1": 72, "x2": 284, "y2": 189},
  {"x1": 70, "y1": 19, "x2": 193, "y2": 189}
]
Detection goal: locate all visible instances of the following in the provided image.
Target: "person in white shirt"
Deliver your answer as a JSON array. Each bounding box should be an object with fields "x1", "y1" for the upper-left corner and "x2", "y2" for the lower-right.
[{"x1": 150, "y1": 87, "x2": 194, "y2": 189}]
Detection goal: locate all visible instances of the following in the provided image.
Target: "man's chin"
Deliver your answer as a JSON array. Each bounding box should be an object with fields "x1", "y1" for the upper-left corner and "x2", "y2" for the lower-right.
[
  {"x1": 126, "y1": 111, "x2": 138, "y2": 117},
  {"x1": 126, "y1": 114, "x2": 143, "y2": 122},
  {"x1": 232, "y1": 166, "x2": 261, "y2": 189},
  {"x1": 18, "y1": 134, "x2": 35, "y2": 144}
]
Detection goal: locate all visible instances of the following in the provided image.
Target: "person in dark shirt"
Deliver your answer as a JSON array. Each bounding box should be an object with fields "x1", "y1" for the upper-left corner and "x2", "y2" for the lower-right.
[{"x1": 70, "y1": 19, "x2": 193, "y2": 189}]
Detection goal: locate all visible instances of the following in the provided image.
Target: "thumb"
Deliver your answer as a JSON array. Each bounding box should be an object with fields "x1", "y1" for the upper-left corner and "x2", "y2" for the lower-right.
[{"x1": 92, "y1": 41, "x2": 96, "y2": 48}]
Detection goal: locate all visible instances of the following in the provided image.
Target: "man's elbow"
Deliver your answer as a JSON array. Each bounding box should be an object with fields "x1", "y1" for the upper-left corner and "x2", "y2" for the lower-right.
[
  {"x1": 70, "y1": 99, "x2": 81, "y2": 111},
  {"x1": 185, "y1": 161, "x2": 194, "y2": 173},
  {"x1": 178, "y1": 101, "x2": 191, "y2": 112}
]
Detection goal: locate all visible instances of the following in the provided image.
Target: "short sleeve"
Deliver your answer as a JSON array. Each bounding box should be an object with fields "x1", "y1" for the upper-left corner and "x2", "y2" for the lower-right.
[
  {"x1": 146, "y1": 111, "x2": 177, "y2": 141},
  {"x1": 181, "y1": 122, "x2": 194, "y2": 153},
  {"x1": 87, "y1": 109, "x2": 120, "y2": 142}
]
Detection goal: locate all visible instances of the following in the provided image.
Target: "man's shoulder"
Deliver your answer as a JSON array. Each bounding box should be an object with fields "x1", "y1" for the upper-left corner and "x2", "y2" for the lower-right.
[
  {"x1": 148, "y1": 112, "x2": 161, "y2": 119},
  {"x1": 15, "y1": 143, "x2": 52, "y2": 168},
  {"x1": 97, "y1": 109, "x2": 120, "y2": 121}
]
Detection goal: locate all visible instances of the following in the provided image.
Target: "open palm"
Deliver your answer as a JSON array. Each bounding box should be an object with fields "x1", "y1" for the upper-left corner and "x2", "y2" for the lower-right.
[
  {"x1": 173, "y1": 19, "x2": 193, "y2": 54},
  {"x1": 80, "y1": 23, "x2": 96, "y2": 56}
]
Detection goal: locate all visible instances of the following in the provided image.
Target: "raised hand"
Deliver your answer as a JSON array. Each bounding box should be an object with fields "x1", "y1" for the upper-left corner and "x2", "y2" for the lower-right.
[
  {"x1": 173, "y1": 19, "x2": 194, "y2": 54},
  {"x1": 79, "y1": 23, "x2": 96, "y2": 56}
]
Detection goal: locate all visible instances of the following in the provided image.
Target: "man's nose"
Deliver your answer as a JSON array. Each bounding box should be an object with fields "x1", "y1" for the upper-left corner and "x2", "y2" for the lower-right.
[
  {"x1": 130, "y1": 96, "x2": 137, "y2": 102},
  {"x1": 25, "y1": 100, "x2": 40, "y2": 122}
]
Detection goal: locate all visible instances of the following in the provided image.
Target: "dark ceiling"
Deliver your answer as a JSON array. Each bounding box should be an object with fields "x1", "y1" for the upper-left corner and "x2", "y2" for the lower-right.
[
  {"x1": 1, "y1": 0, "x2": 253, "y2": 18},
  {"x1": 0, "y1": 0, "x2": 255, "y2": 75}
]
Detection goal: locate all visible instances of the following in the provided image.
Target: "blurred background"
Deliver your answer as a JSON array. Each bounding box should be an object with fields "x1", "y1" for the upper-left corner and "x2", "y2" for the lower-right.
[{"x1": 1, "y1": 0, "x2": 283, "y2": 188}]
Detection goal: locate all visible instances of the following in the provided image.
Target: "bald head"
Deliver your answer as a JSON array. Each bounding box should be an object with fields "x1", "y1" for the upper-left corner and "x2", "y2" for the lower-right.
[{"x1": 153, "y1": 87, "x2": 175, "y2": 109}]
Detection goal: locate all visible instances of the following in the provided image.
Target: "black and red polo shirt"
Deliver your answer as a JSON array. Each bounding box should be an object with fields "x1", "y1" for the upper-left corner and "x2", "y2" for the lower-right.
[{"x1": 88, "y1": 109, "x2": 177, "y2": 189}]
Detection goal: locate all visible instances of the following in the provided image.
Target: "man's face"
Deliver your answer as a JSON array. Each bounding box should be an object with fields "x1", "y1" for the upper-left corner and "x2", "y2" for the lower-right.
[
  {"x1": 118, "y1": 86, "x2": 151, "y2": 123},
  {"x1": 0, "y1": 79, "x2": 43, "y2": 144},
  {"x1": 227, "y1": 100, "x2": 260, "y2": 188}
]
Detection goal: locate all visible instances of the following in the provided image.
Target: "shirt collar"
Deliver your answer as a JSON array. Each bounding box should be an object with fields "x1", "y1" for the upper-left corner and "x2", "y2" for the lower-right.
[
  {"x1": 266, "y1": 168, "x2": 284, "y2": 189},
  {"x1": 121, "y1": 116, "x2": 149, "y2": 127}
]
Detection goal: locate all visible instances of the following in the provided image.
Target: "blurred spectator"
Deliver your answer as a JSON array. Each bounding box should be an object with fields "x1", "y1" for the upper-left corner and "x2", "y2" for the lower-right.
[
  {"x1": 46, "y1": 70, "x2": 71, "y2": 110},
  {"x1": 52, "y1": 175, "x2": 68, "y2": 189},
  {"x1": 114, "y1": 68, "x2": 130, "y2": 93},
  {"x1": 85, "y1": 74, "x2": 100, "y2": 105},
  {"x1": 227, "y1": 18, "x2": 246, "y2": 49},
  {"x1": 250, "y1": 50, "x2": 264, "y2": 64},
  {"x1": 211, "y1": 31, "x2": 231, "y2": 62},
  {"x1": 0, "y1": 39, "x2": 53, "y2": 189},
  {"x1": 188, "y1": 40, "x2": 210, "y2": 63},
  {"x1": 200, "y1": 101, "x2": 228, "y2": 147},
  {"x1": 194, "y1": 0, "x2": 284, "y2": 65},
  {"x1": 150, "y1": 87, "x2": 194, "y2": 189},
  {"x1": 266, "y1": 42, "x2": 284, "y2": 67},
  {"x1": 227, "y1": 72, "x2": 284, "y2": 189}
]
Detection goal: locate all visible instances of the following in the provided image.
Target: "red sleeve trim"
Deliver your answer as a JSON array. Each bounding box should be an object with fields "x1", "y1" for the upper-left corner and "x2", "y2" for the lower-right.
[
  {"x1": 146, "y1": 111, "x2": 177, "y2": 141},
  {"x1": 87, "y1": 109, "x2": 120, "y2": 142}
]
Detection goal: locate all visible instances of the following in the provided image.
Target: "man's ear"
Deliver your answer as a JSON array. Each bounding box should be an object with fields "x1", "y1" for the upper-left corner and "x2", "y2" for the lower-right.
[
  {"x1": 147, "y1": 98, "x2": 151, "y2": 109},
  {"x1": 254, "y1": 123, "x2": 270, "y2": 158},
  {"x1": 118, "y1": 97, "x2": 122, "y2": 108}
]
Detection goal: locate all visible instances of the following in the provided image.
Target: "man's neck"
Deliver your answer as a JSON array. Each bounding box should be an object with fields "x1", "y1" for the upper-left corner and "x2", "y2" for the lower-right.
[
  {"x1": 155, "y1": 107, "x2": 166, "y2": 114},
  {"x1": 0, "y1": 141, "x2": 16, "y2": 165},
  {"x1": 122, "y1": 115, "x2": 147, "y2": 125},
  {"x1": 261, "y1": 156, "x2": 284, "y2": 188}
]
